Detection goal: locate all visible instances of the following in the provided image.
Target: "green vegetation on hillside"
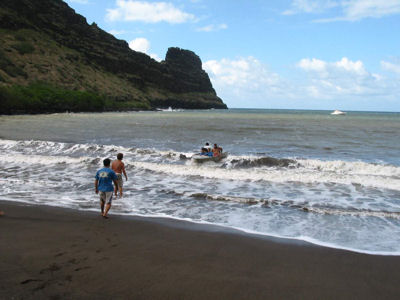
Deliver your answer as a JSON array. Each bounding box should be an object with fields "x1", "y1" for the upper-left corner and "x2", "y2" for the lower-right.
[
  {"x1": 0, "y1": 83, "x2": 152, "y2": 114},
  {"x1": 1, "y1": 83, "x2": 105, "y2": 114},
  {"x1": 11, "y1": 41, "x2": 35, "y2": 55},
  {"x1": 0, "y1": 49, "x2": 27, "y2": 78}
]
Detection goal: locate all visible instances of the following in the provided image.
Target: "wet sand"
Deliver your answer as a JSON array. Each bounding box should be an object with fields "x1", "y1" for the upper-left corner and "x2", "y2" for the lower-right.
[{"x1": 1, "y1": 201, "x2": 400, "y2": 299}]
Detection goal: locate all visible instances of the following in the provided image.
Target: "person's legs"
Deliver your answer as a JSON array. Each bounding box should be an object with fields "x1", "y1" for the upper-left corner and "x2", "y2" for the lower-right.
[
  {"x1": 100, "y1": 200, "x2": 105, "y2": 215},
  {"x1": 103, "y1": 203, "x2": 111, "y2": 218},
  {"x1": 99, "y1": 192, "x2": 105, "y2": 215},
  {"x1": 102, "y1": 192, "x2": 113, "y2": 218},
  {"x1": 117, "y1": 174, "x2": 123, "y2": 198}
]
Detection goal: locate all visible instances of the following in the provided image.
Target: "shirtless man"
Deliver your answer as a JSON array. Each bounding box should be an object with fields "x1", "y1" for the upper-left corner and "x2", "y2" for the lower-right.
[
  {"x1": 212, "y1": 144, "x2": 221, "y2": 157},
  {"x1": 111, "y1": 153, "x2": 128, "y2": 197}
]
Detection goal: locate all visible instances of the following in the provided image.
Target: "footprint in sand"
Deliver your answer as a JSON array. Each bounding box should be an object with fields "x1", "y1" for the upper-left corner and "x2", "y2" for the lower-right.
[
  {"x1": 32, "y1": 282, "x2": 47, "y2": 291},
  {"x1": 67, "y1": 258, "x2": 78, "y2": 264},
  {"x1": 20, "y1": 279, "x2": 43, "y2": 285},
  {"x1": 74, "y1": 266, "x2": 91, "y2": 272},
  {"x1": 40, "y1": 263, "x2": 61, "y2": 274}
]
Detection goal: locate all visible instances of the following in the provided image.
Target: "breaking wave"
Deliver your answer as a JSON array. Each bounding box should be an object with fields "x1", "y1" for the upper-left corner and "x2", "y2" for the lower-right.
[
  {"x1": 187, "y1": 192, "x2": 400, "y2": 219},
  {"x1": 225, "y1": 156, "x2": 298, "y2": 168},
  {"x1": 1, "y1": 139, "x2": 399, "y2": 191},
  {"x1": 1, "y1": 138, "x2": 400, "y2": 255}
]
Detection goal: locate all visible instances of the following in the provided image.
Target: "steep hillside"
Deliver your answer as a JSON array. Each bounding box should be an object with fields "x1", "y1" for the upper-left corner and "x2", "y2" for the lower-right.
[{"x1": 0, "y1": 0, "x2": 227, "y2": 113}]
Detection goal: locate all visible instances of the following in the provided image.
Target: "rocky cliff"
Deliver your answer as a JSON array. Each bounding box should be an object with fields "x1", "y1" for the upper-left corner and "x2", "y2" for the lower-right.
[{"x1": 0, "y1": 0, "x2": 227, "y2": 113}]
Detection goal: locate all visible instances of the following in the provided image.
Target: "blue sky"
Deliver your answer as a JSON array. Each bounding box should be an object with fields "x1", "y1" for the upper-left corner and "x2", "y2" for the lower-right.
[{"x1": 65, "y1": 0, "x2": 400, "y2": 111}]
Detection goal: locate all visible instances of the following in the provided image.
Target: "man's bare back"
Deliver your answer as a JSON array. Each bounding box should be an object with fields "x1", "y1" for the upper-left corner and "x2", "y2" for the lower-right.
[
  {"x1": 111, "y1": 153, "x2": 128, "y2": 197},
  {"x1": 111, "y1": 159, "x2": 125, "y2": 174}
]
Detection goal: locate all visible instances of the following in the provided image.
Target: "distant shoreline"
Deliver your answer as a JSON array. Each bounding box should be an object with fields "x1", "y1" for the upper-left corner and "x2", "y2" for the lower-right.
[{"x1": 2, "y1": 107, "x2": 400, "y2": 117}]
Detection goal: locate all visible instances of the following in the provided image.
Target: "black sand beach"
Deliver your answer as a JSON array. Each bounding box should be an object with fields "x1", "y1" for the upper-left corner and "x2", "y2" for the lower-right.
[{"x1": 1, "y1": 201, "x2": 400, "y2": 299}]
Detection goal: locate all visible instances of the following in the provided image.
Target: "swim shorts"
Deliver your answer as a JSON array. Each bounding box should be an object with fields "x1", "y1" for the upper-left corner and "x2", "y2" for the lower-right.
[
  {"x1": 116, "y1": 173, "x2": 123, "y2": 187},
  {"x1": 99, "y1": 191, "x2": 113, "y2": 204}
]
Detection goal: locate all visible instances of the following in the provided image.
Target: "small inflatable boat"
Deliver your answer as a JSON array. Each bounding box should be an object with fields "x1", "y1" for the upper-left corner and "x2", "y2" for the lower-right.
[{"x1": 192, "y1": 152, "x2": 228, "y2": 163}]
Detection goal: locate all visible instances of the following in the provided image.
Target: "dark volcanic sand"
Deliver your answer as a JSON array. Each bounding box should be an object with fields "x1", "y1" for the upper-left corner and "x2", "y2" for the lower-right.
[{"x1": 1, "y1": 201, "x2": 400, "y2": 299}]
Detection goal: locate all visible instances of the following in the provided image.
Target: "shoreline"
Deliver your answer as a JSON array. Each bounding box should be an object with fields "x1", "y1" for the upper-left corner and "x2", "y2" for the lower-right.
[
  {"x1": 1, "y1": 199, "x2": 315, "y2": 246},
  {"x1": 2, "y1": 108, "x2": 400, "y2": 117},
  {"x1": 2, "y1": 200, "x2": 400, "y2": 299},
  {"x1": 1, "y1": 199, "x2": 397, "y2": 256}
]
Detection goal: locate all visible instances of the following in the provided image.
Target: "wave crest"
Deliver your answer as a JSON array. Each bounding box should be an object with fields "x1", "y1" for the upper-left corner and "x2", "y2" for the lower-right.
[
  {"x1": 227, "y1": 156, "x2": 298, "y2": 169},
  {"x1": 187, "y1": 192, "x2": 400, "y2": 219}
]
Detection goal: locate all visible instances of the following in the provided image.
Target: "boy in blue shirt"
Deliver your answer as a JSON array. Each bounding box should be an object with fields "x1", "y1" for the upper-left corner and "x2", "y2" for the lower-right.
[{"x1": 95, "y1": 158, "x2": 118, "y2": 218}]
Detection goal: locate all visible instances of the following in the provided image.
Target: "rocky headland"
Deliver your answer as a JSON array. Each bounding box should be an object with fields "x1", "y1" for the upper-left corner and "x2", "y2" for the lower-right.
[{"x1": 0, "y1": 0, "x2": 227, "y2": 114}]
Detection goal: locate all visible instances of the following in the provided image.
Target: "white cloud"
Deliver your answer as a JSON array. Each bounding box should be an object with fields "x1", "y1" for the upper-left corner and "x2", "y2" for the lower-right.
[
  {"x1": 203, "y1": 57, "x2": 294, "y2": 107},
  {"x1": 381, "y1": 60, "x2": 400, "y2": 74},
  {"x1": 298, "y1": 57, "x2": 367, "y2": 76},
  {"x1": 296, "y1": 57, "x2": 388, "y2": 98},
  {"x1": 108, "y1": 29, "x2": 126, "y2": 35},
  {"x1": 204, "y1": 57, "x2": 279, "y2": 89},
  {"x1": 283, "y1": 0, "x2": 338, "y2": 15},
  {"x1": 106, "y1": 0, "x2": 195, "y2": 23},
  {"x1": 150, "y1": 53, "x2": 162, "y2": 62},
  {"x1": 196, "y1": 23, "x2": 228, "y2": 32},
  {"x1": 129, "y1": 37, "x2": 151, "y2": 53},
  {"x1": 297, "y1": 58, "x2": 327, "y2": 72},
  {"x1": 284, "y1": 0, "x2": 400, "y2": 22},
  {"x1": 128, "y1": 37, "x2": 161, "y2": 61},
  {"x1": 342, "y1": 0, "x2": 400, "y2": 21},
  {"x1": 334, "y1": 57, "x2": 366, "y2": 74},
  {"x1": 203, "y1": 56, "x2": 400, "y2": 110}
]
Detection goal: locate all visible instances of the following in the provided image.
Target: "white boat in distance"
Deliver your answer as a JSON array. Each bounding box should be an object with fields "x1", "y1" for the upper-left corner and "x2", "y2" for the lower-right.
[{"x1": 331, "y1": 110, "x2": 346, "y2": 115}]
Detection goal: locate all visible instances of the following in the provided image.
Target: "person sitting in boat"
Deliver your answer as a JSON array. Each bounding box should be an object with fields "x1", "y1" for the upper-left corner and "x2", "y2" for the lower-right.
[
  {"x1": 212, "y1": 144, "x2": 223, "y2": 157},
  {"x1": 201, "y1": 142, "x2": 213, "y2": 156}
]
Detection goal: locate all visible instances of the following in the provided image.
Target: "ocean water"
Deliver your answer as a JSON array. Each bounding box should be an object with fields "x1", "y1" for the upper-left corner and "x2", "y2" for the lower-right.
[{"x1": 0, "y1": 109, "x2": 399, "y2": 255}]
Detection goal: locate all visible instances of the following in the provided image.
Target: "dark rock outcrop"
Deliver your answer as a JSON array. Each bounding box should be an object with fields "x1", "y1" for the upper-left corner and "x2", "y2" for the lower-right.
[{"x1": 0, "y1": 0, "x2": 227, "y2": 112}]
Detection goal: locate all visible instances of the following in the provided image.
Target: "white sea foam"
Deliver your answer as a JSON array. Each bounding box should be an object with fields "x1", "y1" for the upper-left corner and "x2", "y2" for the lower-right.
[
  {"x1": 2, "y1": 138, "x2": 399, "y2": 183},
  {"x1": 133, "y1": 161, "x2": 400, "y2": 191},
  {"x1": 0, "y1": 139, "x2": 194, "y2": 164},
  {"x1": 1, "y1": 137, "x2": 400, "y2": 255},
  {"x1": 297, "y1": 159, "x2": 400, "y2": 177},
  {"x1": 1, "y1": 153, "x2": 85, "y2": 165}
]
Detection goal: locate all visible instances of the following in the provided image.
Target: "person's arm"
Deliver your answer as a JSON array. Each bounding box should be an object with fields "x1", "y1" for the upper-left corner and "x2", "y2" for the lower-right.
[
  {"x1": 122, "y1": 164, "x2": 128, "y2": 181},
  {"x1": 95, "y1": 179, "x2": 99, "y2": 194}
]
